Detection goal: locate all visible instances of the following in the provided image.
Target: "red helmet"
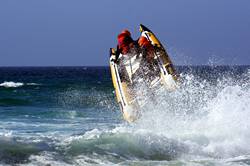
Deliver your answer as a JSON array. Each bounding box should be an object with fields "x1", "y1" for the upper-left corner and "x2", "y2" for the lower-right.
[
  {"x1": 121, "y1": 29, "x2": 131, "y2": 37},
  {"x1": 117, "y1": 29, "x2": 133, "y2": 54},
  {"x1": 117, "y1": 29, "x2": 132, "y2": 46}
]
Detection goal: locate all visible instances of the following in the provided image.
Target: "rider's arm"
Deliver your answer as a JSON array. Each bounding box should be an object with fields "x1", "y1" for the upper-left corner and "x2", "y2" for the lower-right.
[{"x1": 115, "y1": 45, "x2": 121, "y2": 63}]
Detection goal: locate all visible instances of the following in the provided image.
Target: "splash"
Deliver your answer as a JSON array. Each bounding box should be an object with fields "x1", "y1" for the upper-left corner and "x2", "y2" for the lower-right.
[{"x1": 131, "y1": 67, "x2": 250, "y2": 159}]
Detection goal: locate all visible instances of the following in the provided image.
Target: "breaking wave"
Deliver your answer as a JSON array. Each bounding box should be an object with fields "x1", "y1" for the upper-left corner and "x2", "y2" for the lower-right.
[
  {"x1": 0, "y1": 81, "x2": 40, "y2": 88},
  {"x1": 0, "y1": 81, "x2": 24, "y2": 88}
]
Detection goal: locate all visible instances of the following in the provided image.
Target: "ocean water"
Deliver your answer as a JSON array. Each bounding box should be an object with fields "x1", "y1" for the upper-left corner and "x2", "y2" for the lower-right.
[{"x1": 0, "y1": 66, "x2": 250, "y2": 166}]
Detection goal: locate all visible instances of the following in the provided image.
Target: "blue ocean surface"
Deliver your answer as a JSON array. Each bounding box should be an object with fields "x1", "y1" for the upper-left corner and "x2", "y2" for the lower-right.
[{"x1": 0, "y1": 66, "x2": 250, "y2": 165}]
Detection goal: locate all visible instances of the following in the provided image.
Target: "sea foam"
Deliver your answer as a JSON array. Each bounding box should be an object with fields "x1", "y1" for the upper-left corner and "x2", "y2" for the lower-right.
[
  {"x1": 0, "y1": 81, "x2": 24, "y2": 88},
  {"x1": 0, "y1": 81, "x2": 40, "y2": 88}
]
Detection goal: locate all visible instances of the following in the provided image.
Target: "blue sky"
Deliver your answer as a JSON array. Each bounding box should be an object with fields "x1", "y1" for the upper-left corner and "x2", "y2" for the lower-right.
[{"x1": 0, "y1": 0, "x2": 250, "y2": 66}]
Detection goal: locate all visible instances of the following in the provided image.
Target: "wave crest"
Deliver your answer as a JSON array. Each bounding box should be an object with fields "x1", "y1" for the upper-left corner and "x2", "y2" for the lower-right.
[
  {"x1": 0, "y1": 81, "x2": 40, "y2": 88},
  {"x1": 0, "y1": 81, "x2": 24, "y2": 88}
]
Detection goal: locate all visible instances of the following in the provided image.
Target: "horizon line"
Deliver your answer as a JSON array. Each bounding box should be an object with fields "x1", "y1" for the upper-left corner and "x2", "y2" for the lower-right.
[{"x1": 0, "y1": 65, "x2": 249, "y2": 68}]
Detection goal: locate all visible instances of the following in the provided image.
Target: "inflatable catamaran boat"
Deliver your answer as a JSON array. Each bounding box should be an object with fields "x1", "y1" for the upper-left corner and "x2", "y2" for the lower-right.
[{"x1": 110, "y1": 24, "x2": 178, "y2": 122}]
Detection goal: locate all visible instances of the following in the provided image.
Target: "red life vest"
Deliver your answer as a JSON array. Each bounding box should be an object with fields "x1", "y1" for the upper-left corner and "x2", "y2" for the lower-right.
[{"x1": 138, "y1": 36, "x2": 154, "y2": 62}]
